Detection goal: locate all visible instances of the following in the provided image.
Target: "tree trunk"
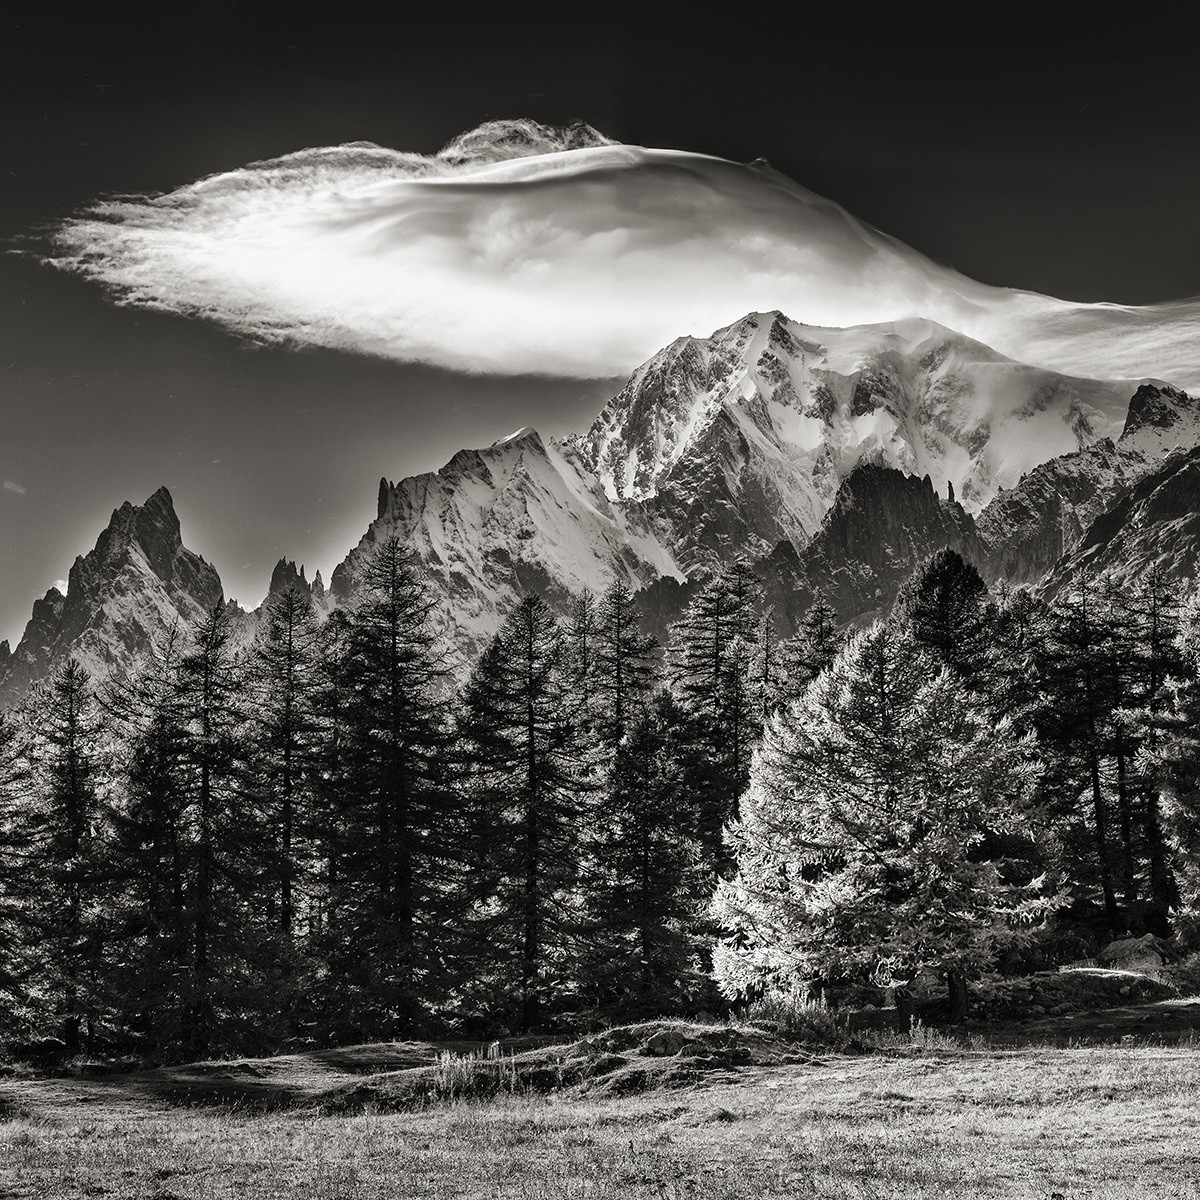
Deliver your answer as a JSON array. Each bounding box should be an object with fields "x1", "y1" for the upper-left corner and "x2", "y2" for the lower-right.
[
  {"x1": 946, "y1": 969, "x2": 969, "y2": 1023},
  {"x1": 1089, "y1": 749, "x2": 1123, "y2": 934}
]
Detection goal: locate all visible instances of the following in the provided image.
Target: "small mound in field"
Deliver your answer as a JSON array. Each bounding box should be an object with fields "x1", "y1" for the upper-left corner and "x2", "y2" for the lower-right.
[{"x1": 318, "y1": 1021, "x2": 814, "y2": 1112}]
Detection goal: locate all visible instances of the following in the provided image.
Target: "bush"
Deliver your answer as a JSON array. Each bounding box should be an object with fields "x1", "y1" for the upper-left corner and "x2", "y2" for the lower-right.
[
  {"x1": 430, "y1": 1044, "x2": 523, "y2": 1102},
  {"x1": 859, "y1": 1017, "x2": 963, "y2": 1053},
  {"x1": 741, "y1": 993, "x2": 850, "y2": 1048},
  {"x1": 1162, "y1": 953, "x2": 1200, "y2": 999}
]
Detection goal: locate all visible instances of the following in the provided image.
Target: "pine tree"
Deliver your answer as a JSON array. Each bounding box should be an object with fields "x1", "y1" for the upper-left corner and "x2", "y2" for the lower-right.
[
  {"x1": 713, "y1": 623, "x2": 1054, "y2": 1021},
  {"x1": 893, "y1": 548, "x2": 991, "y2": 686},
  {"x1": 592, "y1": 579, "x2": 658, "y2": 747},
  {"x1": 26, "y1": 659, "x2": 110, "y2": 1055},
  {"x1": 581, "y1": 691, "x2": 709, "y2": 1017},
  {"x1": 319, "y1": 536, "x2": 455, "y2": 1039},
  {"x1": 458, "y1": 594, "x2": 592, "y2": 1031}
]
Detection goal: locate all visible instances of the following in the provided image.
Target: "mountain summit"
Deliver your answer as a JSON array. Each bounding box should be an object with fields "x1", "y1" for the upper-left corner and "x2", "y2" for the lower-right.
[
  {"x1": 0, "y1": 488, "x2": 223, "y2": 703},
  {"x1": 4, "y1": 315, "x2": 1199, "y2": 698},
  {"x1": 570, "y1": 312, "x2": 1140, "y2": 570}
]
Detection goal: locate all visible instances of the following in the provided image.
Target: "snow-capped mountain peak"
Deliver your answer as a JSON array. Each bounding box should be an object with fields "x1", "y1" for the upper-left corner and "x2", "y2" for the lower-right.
[{"x1": 567, "y1": 311, "x2": 1141, "y2": 573}]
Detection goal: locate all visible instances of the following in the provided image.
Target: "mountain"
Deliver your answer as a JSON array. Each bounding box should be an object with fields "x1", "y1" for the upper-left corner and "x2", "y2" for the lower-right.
[
  {"x1": 1041, "y1": 445, "x2": 1200, "y2": 599},
  {"x1": 571, "y1": 311, "x2": 1139, "y2": 572},
  {"x1": 331, "y1": 428, "x2": 685, "y2": 655},
  {"x1": 331, "y1": 312, "x2": 1163, "y2": 659},
  {"x1": 3, "y1": 316, "x2": 1199, "y2": 701},
  {"x1": 975, "y1": 383, "x2": 1200, "y2": 584},
  {"x1": 756, "y1": 464, "x2": 986, "y2": 634},
  {"x1": 0, "y1": 488, "x2": 224, "y2": 704}
]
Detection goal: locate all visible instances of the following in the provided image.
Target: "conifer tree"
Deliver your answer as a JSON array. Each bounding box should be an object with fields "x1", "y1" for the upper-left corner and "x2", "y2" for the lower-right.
[
  {"x1": 172, "y1": 602, "x2": 266, "y2": 1057},
  {"x1": 108, "y1": 608, "x2": 268, "y2": 1059},
  {"x1": 985, "y1": 584, "x2": 1048, "y2": 731},
  {"x1": 748, "y1": 612, "x2": 784, "y2": 720},
  {"x1": 777, "y1": 596, "x2": 843, "y2": 707},
  {"x1": 893, "y1": 548, "x2": 991, "y2": 686},
  {"x1": 1111, "y1": 568, "x2": 1185, "y2": 922},
  {"x1": 592, "y1": 579, "x2": 658, "y2": 747},
  {"x1": 319, "y1": 536, "x2": 455, "y2": 1039},
  {"x1": 458, "y1": 593, "x2": 592, "y2": 1030},
  {"x1": 106, "y1": 629, "x2": 191, "y2": 1054},
  {"x1": 248, "y1": 584, "x2": 324, "y2": 944},
  {"x1": 667, "y1": 563, "x2": 762, "y2": 845},
  {"x1": 1037, "y1": 575, "x2": 1125, "y2": 933},
  {"x1": 308, "y1": 606, "x2": 353, "y2": 946},
  {"x1": 26, "y1": 660, "x2": 110, "y2": 1055},
  {"x1": 564, "y1": 591, "x2": 599, "y2": 728},
  {"x1": 581, "y1": 691, "x2": 708, "y2": 1016},
  {"x1": 714, "y1": 624, "x2": 1053, "y2": 1021},
  {"x1": 1141, "y1": 589, "x2": 1200, "y2": 935},
  {"x1": 0, "y1": 711, "x2": 32, "y2": 1037}
]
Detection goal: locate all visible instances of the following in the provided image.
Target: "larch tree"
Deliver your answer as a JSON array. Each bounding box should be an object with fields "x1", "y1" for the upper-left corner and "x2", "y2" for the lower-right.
[
  {"x1": 1036, "y1": 574, "x2": 1126, "y2": 934},
  {"x1": 247, "y1": 584, "x2": 324, "y2": 945},
  {"x1": 713, "y1": 623, "x2": 1055, "y2": 1021},
  {"x1": 457, "y1": 593, "x2": 593, "y2": 1031},
  {"x1": 171, "y1": 601, "x2": 266, "y2": 1058},
  {"x1": 667, "y1": 562, "x2": 763, "y2": 848},
  {"x1": 892, "y1": 548, "x2": 992, "y2": 688},
  {"x1": 0, "y1": 711, "x2": 33, "y2": 1039},
  {"x1": 592, "y1": 578, "x2": 658, "y2": 748},
  {"x1": 106, "y1": 628, "x2": 193, "y2": 1055},
  {"x1": 777, "y1": 596, "x2": 844, "y2": 708},
  {"x1": 26, "y1": 659, "x2": 110, "y2": 1055},
  {"x1": 1143, "y1": 589, "x2": 1200, "y2": 938},
  {"x1": 320, "y1": 536, "x2": 455, "y2": 1040},
  {"x1": 581, "y1": 690, "x2": 709, "y2": 1017}
]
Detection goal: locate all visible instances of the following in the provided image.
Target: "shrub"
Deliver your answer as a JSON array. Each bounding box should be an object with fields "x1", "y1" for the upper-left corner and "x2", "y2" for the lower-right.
[
  {"x1": 430, "y1": 1044, "x2": 522, "y2": 1102},
  {"x1": 741, "y1": 993, "x2": 850, "y2": 1048}
]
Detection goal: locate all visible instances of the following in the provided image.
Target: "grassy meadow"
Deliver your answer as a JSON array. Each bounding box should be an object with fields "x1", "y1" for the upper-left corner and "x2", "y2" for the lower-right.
[{"x1": 3, "y1": 1010, "x2": 1200, "y2": 1200}]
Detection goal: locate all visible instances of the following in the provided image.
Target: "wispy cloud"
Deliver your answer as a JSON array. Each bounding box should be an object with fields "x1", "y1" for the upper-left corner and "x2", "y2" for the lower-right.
[
  {"x1": 37, "y1": 120, "x2": 1200, "y2": 389},
  {"x1": 3, "y1": 481, "x2": 26, "y2": 495}
]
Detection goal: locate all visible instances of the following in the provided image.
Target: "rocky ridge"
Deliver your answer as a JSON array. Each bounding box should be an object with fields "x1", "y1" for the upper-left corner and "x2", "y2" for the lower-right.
[
  {"x1": 3, "y1": 320, "x2": 1199, "y2": 702},
  {"x1": 0, "y1": 488, "x2": 224, "y2": 703}
]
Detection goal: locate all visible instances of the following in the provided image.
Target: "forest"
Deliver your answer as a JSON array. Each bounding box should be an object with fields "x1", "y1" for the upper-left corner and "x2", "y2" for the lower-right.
[{"x1": 0, "y1": 540, "x2": 1198, "y2": 1065}]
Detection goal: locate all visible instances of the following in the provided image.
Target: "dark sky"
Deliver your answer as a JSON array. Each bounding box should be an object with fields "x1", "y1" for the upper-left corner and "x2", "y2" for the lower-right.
[{"x1": 3, "y1": 5, "x2": 1199, "y2": 644}]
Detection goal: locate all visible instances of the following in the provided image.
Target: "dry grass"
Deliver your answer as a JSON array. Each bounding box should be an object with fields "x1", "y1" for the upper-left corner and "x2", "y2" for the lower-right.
[{"x1": 3, "y1": 1039, "x2": 1200, "y2": 1198}]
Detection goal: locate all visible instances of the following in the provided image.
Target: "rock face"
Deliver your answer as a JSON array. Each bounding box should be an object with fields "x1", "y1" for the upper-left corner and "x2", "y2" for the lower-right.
[
  {"x1": 1041, "y1": 445, "x2": 1200, "y2": 599},
  {"x1": 0, "y1": 488, "x2": 224, "y2": 704},
  {"x1": 331, "y1": 428, "x2": 684, "y2": 660},
  {"x1": 570, "y1": 311, "x2": 1139, "y2": 571},
  {"x1": 975, "y1": 383, "x2": 1200, "y2": 585},
  {"x1": 331, "y1": 312, "x2": 1153, "y2": 660},
  {"x1": 758, "y1": 464, "x2": 987, "y2": 634}
]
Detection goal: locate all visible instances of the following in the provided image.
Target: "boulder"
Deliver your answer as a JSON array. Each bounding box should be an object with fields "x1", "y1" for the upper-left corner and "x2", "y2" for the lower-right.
[
  {"x1": 642, "y1": 1029, "x2": 692, "y2": 1057},
  {"x1": 1098, "y1": 934, "x2": 1174, "y2": 971}
]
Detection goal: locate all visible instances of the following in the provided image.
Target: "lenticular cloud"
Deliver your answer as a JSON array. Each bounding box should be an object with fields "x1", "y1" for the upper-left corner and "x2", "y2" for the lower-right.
[{"x1": 41, "y1": 119, "x2": 1200, "y2": 387}]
